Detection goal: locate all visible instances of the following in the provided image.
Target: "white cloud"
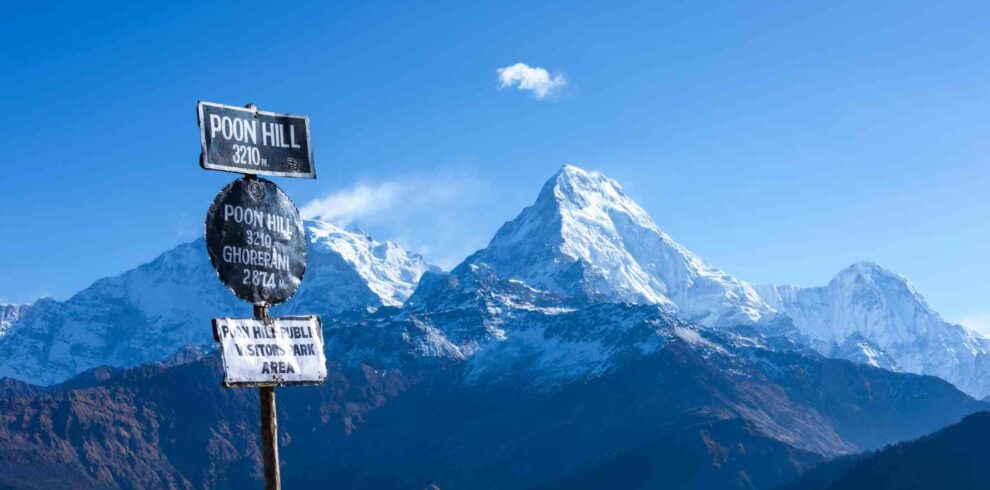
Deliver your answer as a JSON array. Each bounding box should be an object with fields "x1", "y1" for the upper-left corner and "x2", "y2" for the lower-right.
[
  {"x1": 300, "y1": 182, "x2": 403, "y2": 223},
  {"x1": 496, "y1": 62, "x2": 566, "y2": 99},
  {"x1": 958, "y1": 311, "x2": 990, "y2": 337},
  {"x1": 300, "y1": 170, "x2": 493, "y2": 270}
]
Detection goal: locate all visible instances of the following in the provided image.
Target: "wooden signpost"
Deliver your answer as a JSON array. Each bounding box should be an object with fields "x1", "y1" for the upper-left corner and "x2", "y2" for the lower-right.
[{"x1": 198, "y1": 102, "x2": 324, "y2": 490}]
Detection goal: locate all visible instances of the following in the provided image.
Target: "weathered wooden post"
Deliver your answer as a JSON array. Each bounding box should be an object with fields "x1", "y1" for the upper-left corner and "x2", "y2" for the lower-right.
[{"x1": 255, "y1": 304, "x2": 280, "y2": 490}]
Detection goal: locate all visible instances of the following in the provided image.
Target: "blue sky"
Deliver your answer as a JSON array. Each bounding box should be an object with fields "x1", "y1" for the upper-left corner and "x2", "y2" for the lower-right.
[{"x1": 1, "y1": 1, "x2": 988, "y2": 330}]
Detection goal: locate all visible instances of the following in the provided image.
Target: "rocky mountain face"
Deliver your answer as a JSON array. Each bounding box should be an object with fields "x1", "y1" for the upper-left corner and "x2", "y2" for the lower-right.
[
  {"x1": 0, "y1": 302, "x2": 982, "y2": 490},
  {"x1": 781, "y1": 411, "x2": 990, "y2": 490},
  {"x1": 0, "y1": 221, "x2": 432, "y2": 385},
  {"x1": 757, "y1": 262, "x2": 990, "y2": 398}
]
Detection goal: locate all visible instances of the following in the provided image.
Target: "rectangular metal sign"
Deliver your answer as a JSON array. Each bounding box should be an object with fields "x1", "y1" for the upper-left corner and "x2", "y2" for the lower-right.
[
  {"x1": 212, "y1": 316, "x2": 326, "y2": 387},
  {"x1": 198, "y1": 101, "x2": 316, "y2": 179}
]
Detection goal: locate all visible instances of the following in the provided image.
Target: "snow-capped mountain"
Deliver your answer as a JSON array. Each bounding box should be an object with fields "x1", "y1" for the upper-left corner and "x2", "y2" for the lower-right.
[
  {"x1": 385, "y1": 165, "x2": 803, "y2": 385},
  {"x1": 310, "y1": 221, "x2": 436, "y2": 306},
  {"x1": 0, "y1": 220, "x2": 432, "y2": 385},
  {"x1": 281, "y1": 220, "x2": 437, "y2": 315},
  {"x1": 757, "y1": 261, "x2": 990, "y2": 397},
  {"x1": 463, "y1": 164, "x2": 774, "y2": 327},
  {"x1": 1, "y1": 166, "x2": 987, "y2": 490}
]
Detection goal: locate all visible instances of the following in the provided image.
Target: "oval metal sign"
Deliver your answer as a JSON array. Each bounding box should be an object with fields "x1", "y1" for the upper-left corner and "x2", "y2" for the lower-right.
[{"x1": 205, "y1": 177, "x2": 307, "y2": 306}]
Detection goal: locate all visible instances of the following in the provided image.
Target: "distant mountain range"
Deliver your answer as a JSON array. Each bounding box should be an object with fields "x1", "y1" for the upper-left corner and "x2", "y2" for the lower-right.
[
  {"x1": 0, "y1": 165, "x2": 986, "y2": 489},
  {"x1": 0, "y1": 223, "x2": 432, "y2": 385}
]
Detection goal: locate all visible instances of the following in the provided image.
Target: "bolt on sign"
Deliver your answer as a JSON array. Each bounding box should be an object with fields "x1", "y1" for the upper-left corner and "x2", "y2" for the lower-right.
[
  {"x1": 198, "y1": 101, "x2": 315, "y2": 179},
  {"x1": 199, "y1": 101, "x2": 323, "y2": 490},
  {"x1": 213, "y1": 316, "x2": 327, "y2": 387}
]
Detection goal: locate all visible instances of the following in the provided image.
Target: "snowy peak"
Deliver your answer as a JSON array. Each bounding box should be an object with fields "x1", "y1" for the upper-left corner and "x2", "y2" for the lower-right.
[
  {"x1": 758, "y1": 261, "x2": 990, "y2": 397},
  {"x1": 550, "y1": 164, "x2": 657, "y2": 233},
  {"x1": 474, "y1": 164, "x2": 670, "y2": 305},
  {"x1": 305, "y1": 220, "x2": 435, "y2": 307},
  {"x1": 759, "y1": 261, "x2": 952, "y2": 344},
  {"x1": 832, "y1": 260, "x2": 921, "y2": 292},
  {"x1": 827, "y1": 261, "x2": 935, "y2": 316},
  {"x1": 467, "y1": 164, "x2": 772, "y2": 327}
]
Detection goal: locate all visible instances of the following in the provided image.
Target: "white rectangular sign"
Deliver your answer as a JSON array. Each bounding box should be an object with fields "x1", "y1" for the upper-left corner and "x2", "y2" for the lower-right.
[{"x1": 212, "y1": 316, "x2": 326, "y2": 387}]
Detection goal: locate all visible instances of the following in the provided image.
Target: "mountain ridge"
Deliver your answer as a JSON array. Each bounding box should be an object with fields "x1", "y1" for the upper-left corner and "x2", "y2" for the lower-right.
[{"x1": 0, "y1": 220, "x2": 433, "y2": 385}]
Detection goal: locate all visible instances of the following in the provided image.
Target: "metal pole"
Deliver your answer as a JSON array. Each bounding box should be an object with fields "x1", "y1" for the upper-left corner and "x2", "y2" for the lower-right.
[{"x1": 254, "y1": 305, "x2": 281, "y2": 490}]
